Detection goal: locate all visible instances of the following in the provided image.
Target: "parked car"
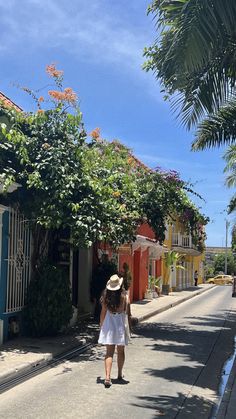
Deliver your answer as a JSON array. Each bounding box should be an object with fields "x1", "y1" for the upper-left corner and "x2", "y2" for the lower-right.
[{"x1": 206, "y1": 274, "x2": 233, "y2": 285}]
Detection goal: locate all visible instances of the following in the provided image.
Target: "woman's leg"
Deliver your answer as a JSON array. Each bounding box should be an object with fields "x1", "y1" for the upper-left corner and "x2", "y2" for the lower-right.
[
  {"x1": 117, "y1": 345, "x2": 125, "y2": 378},
  {"x1": 105, "y1": 345, "x2": 115, "y2": 381}
]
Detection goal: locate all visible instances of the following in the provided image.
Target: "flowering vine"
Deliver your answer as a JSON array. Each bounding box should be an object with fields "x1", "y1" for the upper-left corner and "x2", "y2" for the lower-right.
[{"x1": 0, "y1": 63, "x2": 208, "y2": 256}]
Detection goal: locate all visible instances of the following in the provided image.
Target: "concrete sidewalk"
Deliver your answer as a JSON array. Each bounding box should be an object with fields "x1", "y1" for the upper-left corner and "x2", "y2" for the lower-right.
[
  {"x1": 131, "y1": 283, "x2": 215, "y2": 321},
  {"x1": 0, "y1": 284, "x2": 215, "y2": 386}
]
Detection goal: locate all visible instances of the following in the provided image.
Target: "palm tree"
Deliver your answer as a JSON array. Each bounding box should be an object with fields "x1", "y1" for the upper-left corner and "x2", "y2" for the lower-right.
[
  {"x1": 224, "y1": 145, "x2": 236, "y2": 188},
  {"x1": 223, "y1": 145, "x2": 236, "y2": 214},
  {"x1": 144, "y1": 0, "x2": 236, "y2": 128},
  {"x1": 192, "y1": 101, "x2": 236, "y2": 150},
  {"x1": 162, "y1": 250, "x2": 185, "y2": 294}
]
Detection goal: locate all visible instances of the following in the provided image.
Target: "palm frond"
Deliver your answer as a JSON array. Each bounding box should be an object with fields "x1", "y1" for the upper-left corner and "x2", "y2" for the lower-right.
[
  {"x1": 149, "y1": 0, "x2": 236, "y2": 71},
  {"x1": 145, "y1": 0, "x2": 236, "y2": 127},
  {"x1": 228, "y1": 193, "x2": 236, "y2": 213},
  {"x1": 192, "y1": 99, "x2": 236, "y2": 150},
  {"x1": 225, "y1": 173, "x2": 236, "y2": 188},
  {"x1": 223, "y1": 145, "x2": 236, "y2": 187}
]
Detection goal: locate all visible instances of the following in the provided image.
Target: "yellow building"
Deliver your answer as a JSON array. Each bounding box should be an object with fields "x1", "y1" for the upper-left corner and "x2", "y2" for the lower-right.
[{"x1": 162, "y1": 219, "x2": 205, "y2": 291}]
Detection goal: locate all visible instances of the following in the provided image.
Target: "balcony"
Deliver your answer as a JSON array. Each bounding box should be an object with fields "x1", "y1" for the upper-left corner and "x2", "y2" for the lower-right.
[{"x1": 172, "y1": 233, "x2": 201, "y2": 255}]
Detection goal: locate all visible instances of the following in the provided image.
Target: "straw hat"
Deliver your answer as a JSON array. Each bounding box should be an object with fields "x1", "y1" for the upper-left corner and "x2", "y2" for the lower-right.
[{"x1": 106, "y1": 274, "x2": 123, "y2": 291}]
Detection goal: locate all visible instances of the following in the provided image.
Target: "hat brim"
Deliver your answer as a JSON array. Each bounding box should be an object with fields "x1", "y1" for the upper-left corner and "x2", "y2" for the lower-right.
[{"x1": 106, "y1": 277, "x2": 123, "y2": 291}]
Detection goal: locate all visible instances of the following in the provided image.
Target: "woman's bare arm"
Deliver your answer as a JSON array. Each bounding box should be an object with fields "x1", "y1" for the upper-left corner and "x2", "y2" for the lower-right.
[
  {"x1": 100, "y1": 302, "x2": 107, "y2": 327},
  {"x1": 125, "y1": 294, "x2": 132, "y2": 331}
]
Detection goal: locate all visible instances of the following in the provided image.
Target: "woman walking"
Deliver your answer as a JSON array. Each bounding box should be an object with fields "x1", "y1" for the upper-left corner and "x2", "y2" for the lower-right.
[{"x1": 98, "y1": 274, "x2": 131, "y2": 387}]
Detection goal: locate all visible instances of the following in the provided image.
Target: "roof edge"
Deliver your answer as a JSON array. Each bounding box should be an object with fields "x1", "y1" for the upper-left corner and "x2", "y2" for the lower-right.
[{"x1": 0, "y1": 91, "x2": 23, "y2": 112}]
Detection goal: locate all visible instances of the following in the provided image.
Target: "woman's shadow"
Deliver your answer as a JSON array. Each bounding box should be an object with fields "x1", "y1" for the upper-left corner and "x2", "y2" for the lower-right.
[{"x1": 96, "y1": 376, "x2": 130, "y2": 385}]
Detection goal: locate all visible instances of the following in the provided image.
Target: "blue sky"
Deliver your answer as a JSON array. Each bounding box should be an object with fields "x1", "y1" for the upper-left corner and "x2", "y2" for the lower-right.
[{"x1": 0, "y1": 0, "x2": 233, "y2": 246}]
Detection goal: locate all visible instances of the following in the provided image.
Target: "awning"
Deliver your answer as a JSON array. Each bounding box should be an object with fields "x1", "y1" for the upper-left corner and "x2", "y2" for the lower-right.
[
  {"x1": 172, "y1": 245, "x2": 201, "y2": 256},
  {"x1": 132, "y1": 235, "x2": 166, "y2": 259}
]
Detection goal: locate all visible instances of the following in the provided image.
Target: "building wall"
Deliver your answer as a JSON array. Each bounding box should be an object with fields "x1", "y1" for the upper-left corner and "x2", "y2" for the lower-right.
[
  {"x1": 133, "y1": 250, "x2": 141, "y2": 301},
  {"x1": 132, "y1": 248, "x2": 149, "y2": 300},
  {"x1": 137, "y1": 223, "x2": 156, "y2": 239},
  {"x1": 140, "y1": 248, "x2": 149, "y2": 299},
  {"x1": 135, "y1": 223, "x2": 162, "y2": 300},
  {"x1": 164, "y1": 224, "x2": 172, "y2": 249},
  {"x1": 163, "y1": 219, "x2": 206, "y2": 290},
  {"x1": 193, "y1": 254, "x2": 204, "y2": 283}
]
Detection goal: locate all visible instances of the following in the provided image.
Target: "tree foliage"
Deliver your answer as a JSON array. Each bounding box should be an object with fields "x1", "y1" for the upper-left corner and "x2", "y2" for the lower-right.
[
  {"x1": 0, "y1": 64, "x2": 207, "y2": 257},
  {"x1": 141, "y1": 168, "x2": 209, "y2": 245},
  {"x1": 222, "y1": 145, "x2": 236, "y2": 217},
  {"x1": 144, "y1": 0, "x2": 236, "y2": 129},
  {"x1": 193, "y1": 101, "x2": 236, "y2": 150},
  {"x1": 213, "y1": 252, "x2": 236, "y2": 275},
  {"x1": 0, "y1": 66, "x2": 143, "y2": 250}
]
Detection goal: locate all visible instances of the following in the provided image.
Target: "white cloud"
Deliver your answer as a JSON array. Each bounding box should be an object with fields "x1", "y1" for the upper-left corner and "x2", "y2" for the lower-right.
[
  {"x1": 136, "y1": 153, "x2": 217, "y2": 171},
  {"x1": 0, "y1": 0, "x2": 161, "y2": 98}
]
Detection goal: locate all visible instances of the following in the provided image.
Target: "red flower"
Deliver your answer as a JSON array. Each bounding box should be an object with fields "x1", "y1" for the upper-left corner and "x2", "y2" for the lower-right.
[{"x1": 90, "y1": 127, "x2": 100, "y2": 139}]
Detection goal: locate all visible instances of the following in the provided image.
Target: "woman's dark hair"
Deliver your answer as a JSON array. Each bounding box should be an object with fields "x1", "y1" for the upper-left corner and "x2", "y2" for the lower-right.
[{"x1": 104, "y1": 288, "x2": 123, "y2": 312}]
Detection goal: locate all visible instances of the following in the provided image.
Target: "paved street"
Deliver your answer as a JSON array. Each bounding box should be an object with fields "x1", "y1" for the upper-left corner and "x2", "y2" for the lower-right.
[{"x1": 0, "y1": 286, "x2": 236, "y2": 419}]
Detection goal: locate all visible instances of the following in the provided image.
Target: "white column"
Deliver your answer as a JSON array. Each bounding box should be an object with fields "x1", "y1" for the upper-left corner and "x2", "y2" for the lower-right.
[{"x1": 178, "y1": 232, "x2": 181, "y2": 246}]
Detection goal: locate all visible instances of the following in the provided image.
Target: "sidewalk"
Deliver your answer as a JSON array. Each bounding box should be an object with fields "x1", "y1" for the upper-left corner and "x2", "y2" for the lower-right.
[
  {"x1": 131, "y1": 283, "x2": 215, "y2": 321},
  {"x1": 0, "y1": 284, "x2": 215, "y2": 386}
]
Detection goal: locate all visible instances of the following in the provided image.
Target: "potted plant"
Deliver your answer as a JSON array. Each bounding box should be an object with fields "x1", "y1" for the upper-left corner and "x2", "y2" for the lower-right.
[
  {"x1": 149, "y1": 276, "x2": 162, "y2": 297},
  {"x1": 144, "y1": 287, "x2": 153, "y2": 299},
  {"x1": 162, "y1": 250, "x2": 185, "y2": 295}
]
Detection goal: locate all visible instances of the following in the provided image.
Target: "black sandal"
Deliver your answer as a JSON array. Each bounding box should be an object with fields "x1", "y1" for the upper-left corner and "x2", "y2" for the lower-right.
[{"x1": 104, "y1": 379, "x2": 112, "y2": 388}]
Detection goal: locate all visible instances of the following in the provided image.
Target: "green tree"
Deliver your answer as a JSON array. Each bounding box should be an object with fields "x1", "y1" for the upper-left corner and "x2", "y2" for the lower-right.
[
  {"x1": 213, "y1": 253, "x2": 236, "y2": 275},
  {"x1": 144, "y1": 1, "x2": 234, "y2": 240},
  {"x1": 222, "y1": 145, "x2": 236, "y2": 216},
  {"x1": 0, "y1": 65, "x2": 144, "y2": 267},
  {"x1": 193, "y1": 101, "x2": 236, "y2": 150},
  {"x1": 0, "y1": 64, "x2": 208, "y2": 263},
  {"x1": 141, "y1": 168, "x2": 208, "y2": 244},
  {"x1": 204, "y1": 264, "x2": 215, "y2": 280},
  {"x1": 144, "y1": 0, "x2": 236, "y2": 155},
  {"x1": 144, "y1": 0, "x2": 236, "y2": 130}
]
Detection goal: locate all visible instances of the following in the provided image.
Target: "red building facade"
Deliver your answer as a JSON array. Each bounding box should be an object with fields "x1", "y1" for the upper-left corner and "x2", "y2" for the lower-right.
[{"x1": 95, "y1": 223, "x2": 164, "y2": 302}]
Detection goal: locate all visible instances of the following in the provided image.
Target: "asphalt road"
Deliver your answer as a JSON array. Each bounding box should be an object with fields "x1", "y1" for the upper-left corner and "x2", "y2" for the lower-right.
[{"x1": 1, "y1": 286, "x2": 236, "y2": 419}]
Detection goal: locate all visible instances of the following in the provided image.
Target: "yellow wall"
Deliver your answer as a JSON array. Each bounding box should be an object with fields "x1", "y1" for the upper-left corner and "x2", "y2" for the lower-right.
[{"x1": 162, "y1": 220, "x2": 205, "y2": 289}]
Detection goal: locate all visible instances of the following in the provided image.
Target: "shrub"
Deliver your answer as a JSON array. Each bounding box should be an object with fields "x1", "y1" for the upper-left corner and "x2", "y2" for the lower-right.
[{"x1": 24, "y1": 261, "x2": 72, "y2": 337}]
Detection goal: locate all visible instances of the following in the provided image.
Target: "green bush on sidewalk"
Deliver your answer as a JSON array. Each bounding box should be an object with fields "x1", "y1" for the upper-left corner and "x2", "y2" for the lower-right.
[{"x1": 24, "y1": 261, "x2": 72, "y2": 337}]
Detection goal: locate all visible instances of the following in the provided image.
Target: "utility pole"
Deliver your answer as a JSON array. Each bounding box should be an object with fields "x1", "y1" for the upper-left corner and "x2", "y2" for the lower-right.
[{"x1": 225, "y1": 220, "x2": 230, "y2": 274}]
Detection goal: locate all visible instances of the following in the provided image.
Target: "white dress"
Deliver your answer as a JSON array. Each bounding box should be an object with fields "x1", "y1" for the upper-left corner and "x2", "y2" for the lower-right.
[{"x1": 98, "y1": 310, "x2": 128, "y2": 346}]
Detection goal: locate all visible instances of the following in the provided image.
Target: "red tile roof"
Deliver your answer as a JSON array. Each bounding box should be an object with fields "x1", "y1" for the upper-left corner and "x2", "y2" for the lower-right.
[{"x1": 0, "y1": 91, "x2": 22, "y2": 112}]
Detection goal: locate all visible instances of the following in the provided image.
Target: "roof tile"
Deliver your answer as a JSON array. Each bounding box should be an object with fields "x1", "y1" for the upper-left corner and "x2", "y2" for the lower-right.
[{"x1": 0, "y1": 91, "x2": 22, "y2": 112}]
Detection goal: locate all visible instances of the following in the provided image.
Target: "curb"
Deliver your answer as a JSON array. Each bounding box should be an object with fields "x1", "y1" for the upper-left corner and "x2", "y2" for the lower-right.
[
  {"x1": 0, "y1": 354, "x2": 53, "y2": 384},
  {"x1": 0, "y1": 333, "x2": 99, "y2": 388},
  {"x1": 216, "y1": 347, "x2": 236, "y2": 418},
  {"x1": 136, "y1": 285, "x2": 216, "y2": 323}
]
